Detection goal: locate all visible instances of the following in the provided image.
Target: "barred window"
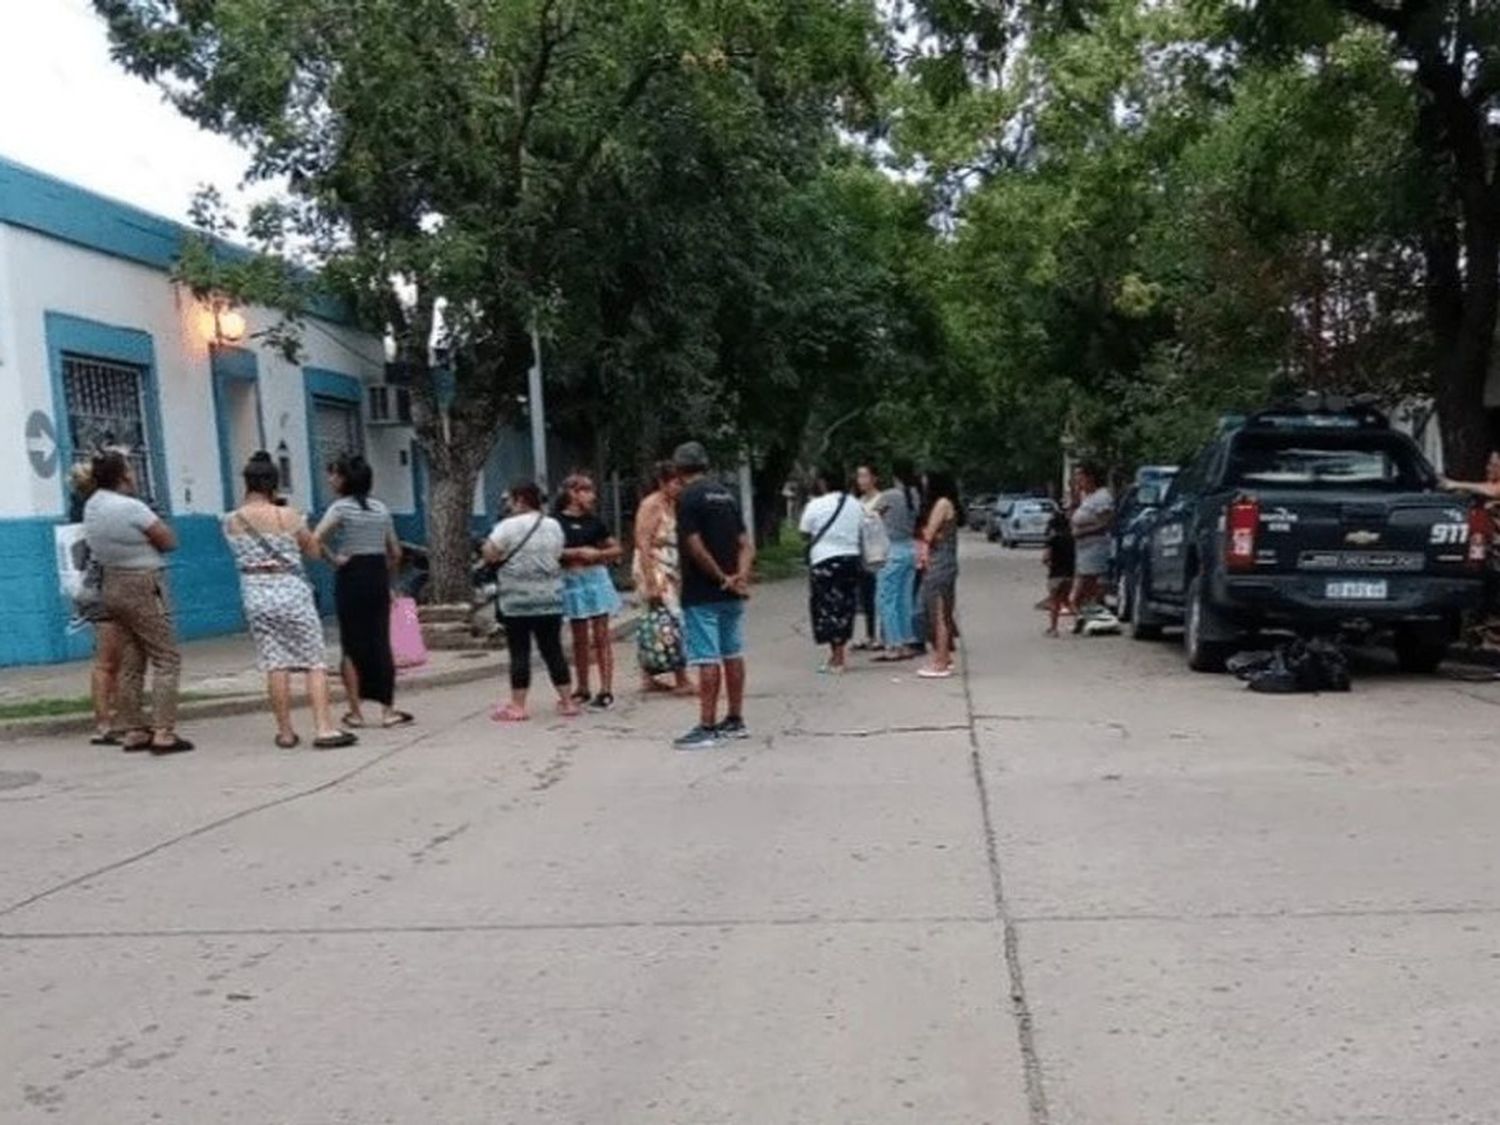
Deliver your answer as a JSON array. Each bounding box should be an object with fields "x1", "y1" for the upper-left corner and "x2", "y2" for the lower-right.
[{"x1": 63, "y1": 354, "x2": 156, "y2": 505}]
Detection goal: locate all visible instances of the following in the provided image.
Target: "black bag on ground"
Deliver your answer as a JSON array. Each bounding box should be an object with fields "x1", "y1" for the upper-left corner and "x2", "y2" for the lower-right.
[{"x1": 1238, "y1": 638, "x2": 1351, "y2": 694}]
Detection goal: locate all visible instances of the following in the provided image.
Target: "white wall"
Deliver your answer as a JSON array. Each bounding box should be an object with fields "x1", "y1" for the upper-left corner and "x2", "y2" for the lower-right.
[{"x1": 0, "y1": 223, "x2": 412, "y2": 518}]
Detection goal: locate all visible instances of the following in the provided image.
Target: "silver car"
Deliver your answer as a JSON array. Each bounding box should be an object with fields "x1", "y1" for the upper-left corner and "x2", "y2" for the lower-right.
[{"x1": 998, "y1": 498, "x2": 1059, "y2": 548}]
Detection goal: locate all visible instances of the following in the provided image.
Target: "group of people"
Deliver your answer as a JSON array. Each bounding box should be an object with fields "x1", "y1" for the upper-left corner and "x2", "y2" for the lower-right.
[
  {"x1": 74, "y1": 448, "x2": 414, "y2": 755},
  {"x1": 72, "y1": 437, "x2": 1004, "y2": 755},
  {"x1": 796, "y1": 461, "x2": 963, "y2": 680},
  {"x1": 480, "y1": 441, "x2": 752, "y2": 750}
]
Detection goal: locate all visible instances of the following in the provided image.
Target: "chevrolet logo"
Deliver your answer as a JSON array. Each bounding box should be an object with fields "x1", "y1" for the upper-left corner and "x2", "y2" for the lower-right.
[{"x1": 1345, "y1": 530, "x2": 1382, "y2": 546}]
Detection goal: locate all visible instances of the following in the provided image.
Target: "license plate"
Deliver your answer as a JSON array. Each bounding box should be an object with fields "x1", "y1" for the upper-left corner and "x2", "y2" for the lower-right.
[{"x1": 1325, "y1": 579, "x2": 1388, "y2": 600}]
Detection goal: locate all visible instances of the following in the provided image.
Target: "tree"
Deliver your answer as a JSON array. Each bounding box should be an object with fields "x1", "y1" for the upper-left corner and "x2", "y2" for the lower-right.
[{"x1": 96, "y1": 0, "x2": 881, "y2": 598}]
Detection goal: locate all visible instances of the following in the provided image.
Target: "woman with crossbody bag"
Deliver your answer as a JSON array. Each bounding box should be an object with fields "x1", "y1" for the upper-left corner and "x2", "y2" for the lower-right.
[
  {"x1": 222, "y1": 452, "x2": 356, "y2": 749},
  {"x1": 480, "y1": 481, "x2": 577, "y2": 722},
  {"x1": 798, "y1": 464, "x2": 867, "y2": 675}
]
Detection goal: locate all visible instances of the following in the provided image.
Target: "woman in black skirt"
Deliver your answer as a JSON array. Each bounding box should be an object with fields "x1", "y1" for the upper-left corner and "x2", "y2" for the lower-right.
[{"x1": 314, "y1": 454, "x2": 413, "y2": 729}]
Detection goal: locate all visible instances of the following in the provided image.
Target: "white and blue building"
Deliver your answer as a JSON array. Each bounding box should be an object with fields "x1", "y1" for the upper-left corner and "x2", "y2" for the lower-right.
[{"x1": 0, "y1": 156, "x2": 539, "y2": 666}]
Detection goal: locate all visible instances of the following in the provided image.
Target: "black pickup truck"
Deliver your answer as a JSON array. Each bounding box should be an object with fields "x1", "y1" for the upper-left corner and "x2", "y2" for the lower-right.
[{"x1": 1128, "y1": 403, "x2": 1488, "y2": 672}]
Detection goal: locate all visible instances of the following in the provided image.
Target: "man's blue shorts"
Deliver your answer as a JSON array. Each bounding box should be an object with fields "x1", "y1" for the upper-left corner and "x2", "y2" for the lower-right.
[{"x1": 682, "y1": 600, "x2": 746, "y2": 666}]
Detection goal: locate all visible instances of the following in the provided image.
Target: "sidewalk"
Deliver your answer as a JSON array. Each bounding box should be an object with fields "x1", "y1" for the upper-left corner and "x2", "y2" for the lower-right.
[{"x1": 0, "y1": 612, "x2": 639, "y2": 741}]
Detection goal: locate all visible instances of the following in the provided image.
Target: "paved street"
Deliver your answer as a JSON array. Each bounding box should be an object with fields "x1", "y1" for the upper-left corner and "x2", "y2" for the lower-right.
[{"x1": 3, "y1": 539, "x2": 1499, "y2": 1124}]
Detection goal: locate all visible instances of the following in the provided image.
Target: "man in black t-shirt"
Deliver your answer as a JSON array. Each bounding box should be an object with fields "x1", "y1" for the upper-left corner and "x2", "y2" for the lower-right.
[{"x1": 672, "y1": 441, "x2": 754, "y2": 749}]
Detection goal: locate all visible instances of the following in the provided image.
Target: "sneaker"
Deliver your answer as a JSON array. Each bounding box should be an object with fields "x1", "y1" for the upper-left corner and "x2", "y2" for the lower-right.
[
  {"x1": 715, "y1": 715, "x2": 750, "y2": 740},
  {"x1": 673, "y1": 724, "x2": 720, "y2": 750},
  {"x1": 590, "y1": 692, "x2": 615, "y2": 710}
]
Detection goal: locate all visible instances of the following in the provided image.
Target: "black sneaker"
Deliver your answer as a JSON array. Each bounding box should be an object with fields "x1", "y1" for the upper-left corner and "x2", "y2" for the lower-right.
[
  {"x1": 715, "y1": 715, "x2": 750, "y2": 740},
  {"x1": 590, "y1": 692, "x2": 615, "y2": 711},
  {"x1": 673, "y1": 724, "x2": 720, "y2": 750}
]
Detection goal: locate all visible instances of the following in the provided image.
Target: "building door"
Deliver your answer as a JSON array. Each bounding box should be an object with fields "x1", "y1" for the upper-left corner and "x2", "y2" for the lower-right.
[
  {"x1": 222, "y1": 380, "x2": 262, "y2": 494},
  {"x1": 311, "y1": 396, "x2": 363, "y2": 509}
]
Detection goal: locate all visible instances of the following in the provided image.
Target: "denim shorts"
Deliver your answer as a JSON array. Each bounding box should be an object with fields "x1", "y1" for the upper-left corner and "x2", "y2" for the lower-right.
[{"x1": 682, "y1": 600, "x2": 746, "y2": 666}]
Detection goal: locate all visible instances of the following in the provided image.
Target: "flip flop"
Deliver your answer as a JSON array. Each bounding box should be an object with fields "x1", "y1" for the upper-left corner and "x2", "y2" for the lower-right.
[
  {"x1": 916, "y1": 667, "x2": 954, "y2": 680},
  {"x1": 557, "y1": 700, "x2": 582, "y2": 718},
  {"x1": 491, "y1": 704, "x2": 529, "y2": 723},
  {"x1": 274, "y1": 733, "x2": 301, "y2": 749},
  {"x1": 148, "y1": 737, "x2": 195, "y2": 755},
  {"x1": 341, "y1": 713, "x2": 366, "y2": 729},
  {"x1": 313, "y1": 731, "x2": 358, "y2": 749},
  {"x1": 90, "y1": 732, "x2": 122, "y2": 746},
  {"x1": 818, "y1": 664, "x2": 847, "y2": 676},
  {"x1": 380, "y1": 711, "x2": 415, "y2": 728}
]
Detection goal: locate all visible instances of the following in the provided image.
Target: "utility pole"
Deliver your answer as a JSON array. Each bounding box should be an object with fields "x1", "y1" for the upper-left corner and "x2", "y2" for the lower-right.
[{"x1": 527, "y1": 320, "x2": 549, "y2": 496}]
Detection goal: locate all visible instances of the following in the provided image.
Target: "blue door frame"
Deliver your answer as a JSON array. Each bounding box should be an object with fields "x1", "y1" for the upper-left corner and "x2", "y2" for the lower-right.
[{"x1": 210, "y1": 344, "x2": 266, "y2": 510}]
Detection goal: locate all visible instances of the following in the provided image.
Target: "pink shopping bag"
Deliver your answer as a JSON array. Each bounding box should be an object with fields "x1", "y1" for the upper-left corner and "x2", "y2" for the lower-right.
[{"x1": 390, "y1": 595, "x2": 429, "y2": 669}]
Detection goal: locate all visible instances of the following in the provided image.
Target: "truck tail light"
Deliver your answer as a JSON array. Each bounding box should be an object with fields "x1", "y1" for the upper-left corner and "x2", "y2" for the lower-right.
[
  {"x1": 1467, "y1": 504, "x2": 1490, "y2": 569},
  {"x1": 1226, "y1": 495, "x2": 1260, "y2": 572}
]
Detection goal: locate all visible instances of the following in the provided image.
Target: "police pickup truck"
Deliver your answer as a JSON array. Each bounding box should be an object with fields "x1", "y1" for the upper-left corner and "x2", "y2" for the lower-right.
[{"x1": 1128, "y1": 401, "x2": 1487, "y2": 672}]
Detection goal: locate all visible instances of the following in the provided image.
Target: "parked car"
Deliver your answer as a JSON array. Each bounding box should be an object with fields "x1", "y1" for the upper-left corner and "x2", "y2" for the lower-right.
[
  {"x1": 997, "y1": 498, "x2": 1060, "y2": 547},
  {"x1": 1126, "y1": 399, "x2": 1487, "y2": 672},
  {"x1": 1109, "y1": 467, "x2": 1178, "y2": 618},
  {"x1": 965, "y1": 494, "x2": 996, "y2": 531},
  {"x1": 984, "y1": 494, "x2": 1030, "y2": 541}
]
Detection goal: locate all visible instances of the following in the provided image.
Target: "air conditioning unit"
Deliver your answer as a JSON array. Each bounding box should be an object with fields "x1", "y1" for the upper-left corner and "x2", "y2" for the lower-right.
[{"x1": 367, "y1": 383, "x2": 412, "y2": 426}]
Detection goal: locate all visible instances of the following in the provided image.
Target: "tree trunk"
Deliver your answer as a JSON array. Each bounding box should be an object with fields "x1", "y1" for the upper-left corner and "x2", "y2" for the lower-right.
[{"x1": 425, "y1": 455, "x2": 485, "y2": 605}]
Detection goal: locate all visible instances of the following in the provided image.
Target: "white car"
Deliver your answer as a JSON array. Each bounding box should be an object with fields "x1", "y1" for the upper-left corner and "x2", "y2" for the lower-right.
[{"x1": 997, "y1": 498, "x2": 1059, "y2": 547}]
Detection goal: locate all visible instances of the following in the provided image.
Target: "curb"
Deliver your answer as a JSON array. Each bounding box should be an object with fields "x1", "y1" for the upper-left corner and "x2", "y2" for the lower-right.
[{"x1": 0, "y1": 611, "x2": 643, "y2": 744}]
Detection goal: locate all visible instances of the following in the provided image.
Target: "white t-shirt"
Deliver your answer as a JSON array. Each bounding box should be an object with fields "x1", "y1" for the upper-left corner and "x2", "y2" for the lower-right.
[
  {"x1": 1072, "y1": 487, "x2": 1115, "y2": 540},
  {"x1": 799, "y1": 491, "x2": 864, "y2": 565},
  {"x1": 83, "y1": 489, "x2": 162, "y2": 569},
  {"x1": 487, "y1": 514, "x2": 565, "y2": 617}
]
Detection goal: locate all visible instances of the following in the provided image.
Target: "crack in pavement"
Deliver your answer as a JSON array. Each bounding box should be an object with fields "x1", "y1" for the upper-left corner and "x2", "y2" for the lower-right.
[
  {"x1": 960, "y1": 641, "x2": 1052, "y2": 1125},
  {"x1": 0, "y1": 912, "x2": 1001, "y2": 941},
  {"x1": 782, "y1": 723, "x2": 971, "y2": 740},
  {"x1": 1012, "y1": 903, "x2": 1500, "y2": 925},
  {"x1": 0, "y1": 703, "x2": 492, "y2": 920}
]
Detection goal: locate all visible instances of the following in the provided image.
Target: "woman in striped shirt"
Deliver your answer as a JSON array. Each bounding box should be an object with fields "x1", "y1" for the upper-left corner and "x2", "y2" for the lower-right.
[{"x1": 315, "y1": 454, "x2": 413, "y2": 729}]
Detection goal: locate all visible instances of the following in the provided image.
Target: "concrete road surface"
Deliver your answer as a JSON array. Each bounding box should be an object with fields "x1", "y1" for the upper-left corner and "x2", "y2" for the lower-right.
[{"x1": 3, "y1": 540, "x2": 1499, "y2": 1124}]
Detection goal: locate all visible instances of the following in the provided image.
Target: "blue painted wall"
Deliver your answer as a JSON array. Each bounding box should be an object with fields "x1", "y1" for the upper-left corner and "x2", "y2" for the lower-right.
[{"x1": 0, "y1": 515, "x2": 244, "y2": 667}]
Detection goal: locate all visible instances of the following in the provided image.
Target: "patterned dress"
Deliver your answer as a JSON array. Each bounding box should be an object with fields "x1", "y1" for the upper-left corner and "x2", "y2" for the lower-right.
[
  {"x1": 632, "y1": 496, "x2": 683, "y2": 612},
  {"x1": 223, "y1": 514, "x2": 327, "y2": 672}
]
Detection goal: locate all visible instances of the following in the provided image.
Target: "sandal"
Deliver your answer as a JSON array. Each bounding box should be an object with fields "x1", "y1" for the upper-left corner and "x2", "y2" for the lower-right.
[
  {"x1": 148, "y1": 737, "x2": 196, "y2": 755},
  {"x1": 341, "y1": 712, "x2": 366, "y2": 729},
  {"x1": 313, "y1": 731, "x2": 358, "y2": 749},
  {"x1": 916, "y1": 666, "x2": 954, "y2": 680},
  {"x1": 90, "y1": 731, "x2": 122, "y2": 746},
  {"x1": 380, "y1": 710, "x2": 415, "y2": 728},
  {"x1": 570, "y1": 690, "x2": 592, "y2": 704},
  {"x1": 274, "y1": 733, "x2": 301, "y2": 749},
  {"x1": 121, "y1": 729, "x2": 153, "y2": 753},
  {"x1": 491, "y1": 703, "x2": 530, "y2": 723},
  {"x1": 557, "y1": 699, "x2": 582, "y2": 718}
]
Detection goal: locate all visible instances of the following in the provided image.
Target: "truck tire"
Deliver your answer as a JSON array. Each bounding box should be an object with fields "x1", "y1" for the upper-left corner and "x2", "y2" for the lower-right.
[
  {"x1": 1115, "y1": 570, "x2": 1133, "y2": 621},
  {"x1": 1130, "y1": 570, "x2": 1164, "y2": 641},
  {"x1": 1394, "y1": 625, "x2": 1448, "y2": 674},
  {"x1": 1185, "y1": 575, "x2": 1234, "y2": 673}
]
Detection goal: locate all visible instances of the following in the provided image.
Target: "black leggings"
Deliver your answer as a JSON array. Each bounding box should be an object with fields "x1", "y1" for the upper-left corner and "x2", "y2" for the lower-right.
[
  {"x1": 335, "y1": 555, "x2": 395, "y2": 706},
  {"x1": 858, "y1": 569, "x2": 877, "y2": 640},
  {"x1": 506, "y1": 614, "x2": 570, "y2": 692}
]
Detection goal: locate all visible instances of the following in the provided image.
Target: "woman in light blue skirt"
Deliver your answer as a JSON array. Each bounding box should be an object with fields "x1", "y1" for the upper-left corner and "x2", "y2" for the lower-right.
[{"x1": 557, "y1": 473, "x2": 624, "y2": 708}]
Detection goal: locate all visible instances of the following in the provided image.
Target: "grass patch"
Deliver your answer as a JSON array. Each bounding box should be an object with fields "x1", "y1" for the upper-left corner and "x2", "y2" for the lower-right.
[
  {"x1": 754, "y1": 524, "x2": 806, "y2": 584},
  {"x1": 0, "y1": 691, "x2": 221, "y2": 722}
]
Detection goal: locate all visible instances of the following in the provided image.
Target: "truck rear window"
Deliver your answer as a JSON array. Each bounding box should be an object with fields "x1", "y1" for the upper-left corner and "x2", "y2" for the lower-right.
[{"x1": 1226, "y1": 433, "x2": 1430, "y2": 490}]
